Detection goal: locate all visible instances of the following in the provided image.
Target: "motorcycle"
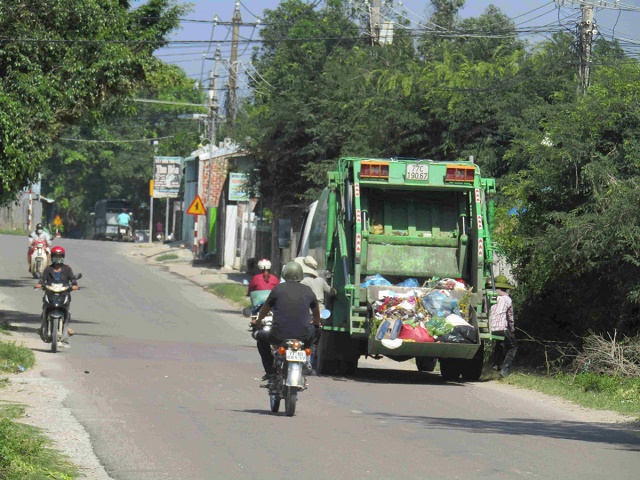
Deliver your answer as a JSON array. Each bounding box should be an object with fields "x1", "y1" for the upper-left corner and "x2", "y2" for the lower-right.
[
  {"x1": 29, "y1": 238, "x2": 48, "y2": 279},
  {"x1": 244, "y1": 305, "x2": 310, "y2": 417},
  {"x1": 117, "y1": 225, "x2": 133, "y2": 242},
  {"x1": 37, "y1": 273, "x2": 82, "y2": 353}
]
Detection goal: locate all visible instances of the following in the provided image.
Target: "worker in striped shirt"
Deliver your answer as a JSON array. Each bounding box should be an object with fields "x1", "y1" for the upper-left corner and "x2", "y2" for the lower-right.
[{"x1": 489, "y1": 275, "x2": 517, "y2": 377}]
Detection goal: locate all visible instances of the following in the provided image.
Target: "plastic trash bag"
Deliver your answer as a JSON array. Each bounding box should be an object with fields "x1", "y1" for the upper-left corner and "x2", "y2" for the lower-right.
[
  {"x1": 396, "y1": 278, "x2": 419, "y2": 288},
  {"x1": 440, "y1": 325, "x2": 477, "y2": 344},
  {"x1": 421, "y1": 292, "x2": 461, "y2": 317},
  {"x1": 426, "y1": 316, "x2": 454, "y2": 338},
  {"x1": 360, "y1": 274, "x2": 392, "y2": 288},
  {"x1": 397, "y1": 324, "x2": 435, "y2": 343}
]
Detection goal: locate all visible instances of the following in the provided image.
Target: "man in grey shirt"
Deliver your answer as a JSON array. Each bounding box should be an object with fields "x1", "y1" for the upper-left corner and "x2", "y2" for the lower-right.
[{"x1": 297, "y1": 256, "x2": 334, "y2": 311}]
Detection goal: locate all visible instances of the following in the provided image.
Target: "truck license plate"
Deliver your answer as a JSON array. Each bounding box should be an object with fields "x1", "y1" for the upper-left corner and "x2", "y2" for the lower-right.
[
  {"x1": 286, "y1": 350, "x2": 307, "y2": 362},
  {"x1": 406, "y1": 164, "x2": 429, "y2": 181}
]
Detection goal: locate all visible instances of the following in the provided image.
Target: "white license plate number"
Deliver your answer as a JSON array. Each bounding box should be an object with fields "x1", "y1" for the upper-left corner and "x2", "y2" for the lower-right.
[
  {"x1": 286, "y1": 350, "x2": 307, "y2": 362},
  {"x1": 406, "y1": 164, "x2": 429, "y2": 181}
]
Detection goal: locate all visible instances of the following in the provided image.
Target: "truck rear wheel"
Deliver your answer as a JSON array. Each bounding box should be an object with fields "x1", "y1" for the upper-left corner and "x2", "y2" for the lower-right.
[
  {"x1": 317, "y1": 330, "x2": 339, "y2": 375},
  {"x1": 416, "y1": 357, "x2": 437, "y2": 372},
  {"x1": 439, "y1": 359, "x2": 462, "y2": 381},
  {"x1": 461, "y1": 344, "x2": 484, "y2": 381}
]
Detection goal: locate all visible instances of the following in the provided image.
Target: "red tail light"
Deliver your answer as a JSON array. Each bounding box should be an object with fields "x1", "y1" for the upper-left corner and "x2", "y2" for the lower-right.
[
  {"x1": 445, "y1": 165, "x2": 475, "y2": 183},
  {"x1": 360, "y1": 161, "x2": 389, "y2": 179}
]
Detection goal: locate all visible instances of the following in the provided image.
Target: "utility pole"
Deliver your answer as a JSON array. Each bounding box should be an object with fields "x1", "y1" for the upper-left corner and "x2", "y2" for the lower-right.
[
  {"x1": 227, "y1": 2, "x2": 242, "y2": 125},
  {"x1": 209, "y1": 48, "x2": 221, "y2": 154},
  {"x1": 370, "y1": 0, "x2": 381, "y2": 46},
  {"x1": 578, "y1": 3, "x2": 595, "y2": 94}
]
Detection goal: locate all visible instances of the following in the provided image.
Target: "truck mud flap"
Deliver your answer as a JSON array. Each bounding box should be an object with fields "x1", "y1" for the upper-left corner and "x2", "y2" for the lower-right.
[{"x1": 368, "y1": 338, "x2": 480, "y2": 360}]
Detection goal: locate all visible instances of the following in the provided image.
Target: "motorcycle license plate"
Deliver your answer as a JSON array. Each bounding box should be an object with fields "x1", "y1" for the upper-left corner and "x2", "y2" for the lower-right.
[
  {"x1": 286, "y1": 350, "x2": 307, "y2": 362},
  {"x1": 119, "y1": 228, "x2": 126, "y2": 234}
]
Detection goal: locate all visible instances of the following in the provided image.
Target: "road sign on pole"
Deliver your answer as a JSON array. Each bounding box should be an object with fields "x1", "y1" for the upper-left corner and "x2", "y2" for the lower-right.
[{"x1": 186, "y1": 195, "x2": 206, "y2": 215}]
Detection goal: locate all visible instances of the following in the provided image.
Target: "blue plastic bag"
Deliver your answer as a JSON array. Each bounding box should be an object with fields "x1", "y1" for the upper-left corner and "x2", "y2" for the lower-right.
[
  {"x1": 421, "y1": 291, "x2": 461, "y2": 317},
  {"x1": 360, "y1": 274, "x2": 392, "y2": 288},
  {"x1": 396, "y1": 278, "x2": 419, "y2": 288}
]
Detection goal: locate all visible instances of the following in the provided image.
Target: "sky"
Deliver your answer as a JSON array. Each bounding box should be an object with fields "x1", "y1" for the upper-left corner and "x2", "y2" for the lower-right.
[{"x1": 153, "y1": 0, "x2": 640, "y2": 98}]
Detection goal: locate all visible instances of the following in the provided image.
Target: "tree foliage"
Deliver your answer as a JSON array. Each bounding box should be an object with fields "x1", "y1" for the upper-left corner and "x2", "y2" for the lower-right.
[
  {"x1": 44, "y1": 65, "x2": 203, "y2": 235},
  {"x1": 0, "y1": 0, "x2": 188, "y2": 206}
]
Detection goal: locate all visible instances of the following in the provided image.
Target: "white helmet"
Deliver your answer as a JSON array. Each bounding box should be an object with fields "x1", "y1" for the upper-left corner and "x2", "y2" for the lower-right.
[{"x1": 257, "y1": 258, "x2": 272, "y2": 271}]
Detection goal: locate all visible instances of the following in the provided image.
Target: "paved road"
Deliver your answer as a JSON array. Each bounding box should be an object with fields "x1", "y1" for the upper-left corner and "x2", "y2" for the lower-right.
[{"x1": 2, "y1": 234, "x2": 639, "y2": 480}]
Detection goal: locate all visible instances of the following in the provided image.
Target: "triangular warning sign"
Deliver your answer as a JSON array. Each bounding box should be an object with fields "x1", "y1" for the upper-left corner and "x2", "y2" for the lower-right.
[{"x1": 186, "y1": 194, "x2": 206, "y2": 215}]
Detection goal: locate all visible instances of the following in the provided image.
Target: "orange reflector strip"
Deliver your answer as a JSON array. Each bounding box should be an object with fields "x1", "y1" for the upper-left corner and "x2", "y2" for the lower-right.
[
  {"x1": 445, "y1": 165, "x2": 475, "y2": 183},
  {"x1": 360, "y1": 161, "x2": 389, "y2": 179}
]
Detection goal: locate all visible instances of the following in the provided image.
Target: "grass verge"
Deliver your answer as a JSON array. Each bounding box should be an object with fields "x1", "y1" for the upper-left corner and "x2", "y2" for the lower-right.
[
  {"x1": 155, "y1": 253, "x2": 179, "y2": 262},
  {"x1": 209, "y1": 283, "x2": 251, "y2": 308},
  {"x1": 0, "y1": 402, "x2": 79, "y2": 479},
  {"x1": 0, "y1": 229, "x2": 28, "y2": 236},
  {"x1": 501, "y1": 371, "x2": 640, "y2": 420},
  {"x1": 0, "y1": 341, "x2": 35, "y2": 373}
]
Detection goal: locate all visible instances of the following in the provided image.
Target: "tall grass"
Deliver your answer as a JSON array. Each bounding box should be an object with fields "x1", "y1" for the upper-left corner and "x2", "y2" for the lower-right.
[
  {"x1": 0, "y1": 403, "x2": 78, "y2": 479},
  {"x1": 0, "y1": 341, "x2": 35, "y2": 373},
  {"x1": 209, "y1": 283, "x2": 251, "y2": 307}
]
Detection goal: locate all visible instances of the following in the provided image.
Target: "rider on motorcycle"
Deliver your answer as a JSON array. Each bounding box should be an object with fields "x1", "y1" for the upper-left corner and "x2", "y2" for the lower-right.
[
  {"x1": 117, "y1": 208, "x2": 131, "y2": 228},
  {"x1": 35, "y1": 246, "x2": 79, "y2": 342},
  {"x1": 247, "y1": 258, "x2": 279, "y2": 296},
  {"x1": 27, "y1": 223, "x2": 52, "y2": 271},
  {"x1": 252, "y1": 261, "x2": 321, "y2": 382}
]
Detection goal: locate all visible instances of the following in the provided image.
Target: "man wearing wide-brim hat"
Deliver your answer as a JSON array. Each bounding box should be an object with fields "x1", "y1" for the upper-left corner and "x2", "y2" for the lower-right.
[
  {"x1": 297, "y1": 255, "x2": 336, "y2": 374},
  {"x1": 488, "y1": 274, "x2": 517, "y2": 377},
  {"x1": 295, "y1": 256, "x2": 335, "y2": 310}
]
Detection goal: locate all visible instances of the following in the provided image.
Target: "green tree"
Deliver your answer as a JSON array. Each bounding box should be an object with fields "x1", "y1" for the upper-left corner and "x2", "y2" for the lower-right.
[
  {"x1": 501, "y1": 61, "x2": 640, "y2": 339},
  {"x1": 43, "y1": 65, "x2": 203, "y2": 234},
  {"x1": 0, "y1": 0, "x2": 188, "y2": 206}
]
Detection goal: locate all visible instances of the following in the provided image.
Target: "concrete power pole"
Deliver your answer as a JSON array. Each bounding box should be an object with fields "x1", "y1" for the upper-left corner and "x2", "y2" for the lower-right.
[
  {"x1": 209, "y1": 48, "x2": 221, "y2": 153},
  {"x1": 227, "y1": 3, "x2": 242, "y2": 125},
  {"x1": 370, "y1": 0, "x2": 381, "y2": 46},
  {"x1": 578, "y1": 4, "x2": 595, "y2": 94}
]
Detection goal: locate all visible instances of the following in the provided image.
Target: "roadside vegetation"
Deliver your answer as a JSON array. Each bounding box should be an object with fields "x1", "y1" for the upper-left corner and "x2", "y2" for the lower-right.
[
  {"x1": 209, "y1": 284, "x2": 251, "y2": 309},
  {"x1": 155, "y1": 253, "x2": 179, "y2": 262},
  {"x1": 0, "y1": 341, "x2": 35, "y2": 373},
  {"x1": 0, "y1": 402, "x2": 79, "y2": 480},
  {"x1": 502, "y1": 372, "x2": 640, "y2": 420},
  {"x1": 0, "y1": 341, "x2": 77, "y2": 479},
  {"x1": 0, "y1": 230, "x2": 27, "y2": 236}
]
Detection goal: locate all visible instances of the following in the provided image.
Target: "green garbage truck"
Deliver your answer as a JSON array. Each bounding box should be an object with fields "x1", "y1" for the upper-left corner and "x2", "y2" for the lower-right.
[{"x1": 300, "y1": 156, "x2": 499, "y2": 381}]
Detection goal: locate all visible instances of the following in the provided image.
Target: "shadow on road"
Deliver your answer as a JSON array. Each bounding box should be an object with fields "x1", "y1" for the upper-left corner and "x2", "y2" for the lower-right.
[
  {"x1": 368, "y1": 412, "x2": 640, "y2": 450},
  {"x1": 0, "y1": 277, "x2": 36, "y2": 288},
  {"x1": 340, "y1": 367, "x2": 463, "y2": 386}
]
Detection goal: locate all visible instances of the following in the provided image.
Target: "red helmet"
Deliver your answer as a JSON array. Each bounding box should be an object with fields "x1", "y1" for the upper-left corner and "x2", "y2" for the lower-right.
[{"x1": 51, "y1": 246, "x2": 65, "y2": 265}]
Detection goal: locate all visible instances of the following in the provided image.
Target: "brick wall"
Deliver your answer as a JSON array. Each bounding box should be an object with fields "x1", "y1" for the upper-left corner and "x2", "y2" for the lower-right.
[{"x1": 201, "y1": 157, "x2": 229, "y2": 208}]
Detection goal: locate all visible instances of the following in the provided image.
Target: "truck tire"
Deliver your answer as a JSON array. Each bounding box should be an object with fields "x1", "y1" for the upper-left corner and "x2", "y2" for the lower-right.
[
  {"x1": 416, "y1": 357, "x2": 437, "y2": 372},
  {"x1": 439, "y1": 359, "x2": 462, "y2": 382},
  {"x1": 316, "y1": 330, "x2": 339, "y2": 376},
  {"x1": 339, "y1": 359, "x2": 358, "y2": 376},
  {"x1": 461, "y1": 344, "x2": 484, "y2": 382}
]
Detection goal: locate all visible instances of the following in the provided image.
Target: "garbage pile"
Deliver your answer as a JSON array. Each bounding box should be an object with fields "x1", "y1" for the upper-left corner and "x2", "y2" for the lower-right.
[{"x1": 365, "y1": 275, "x2": 477, "y2": 345}]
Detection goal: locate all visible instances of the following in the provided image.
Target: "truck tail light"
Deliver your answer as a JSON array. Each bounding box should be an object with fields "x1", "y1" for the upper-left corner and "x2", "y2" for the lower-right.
[
  {"x1": 445, "y1": 165, "x2": 475, "y2": 183},
  {"x1": 360, "y1": 161, "x2": 389, "y2": 179}
]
